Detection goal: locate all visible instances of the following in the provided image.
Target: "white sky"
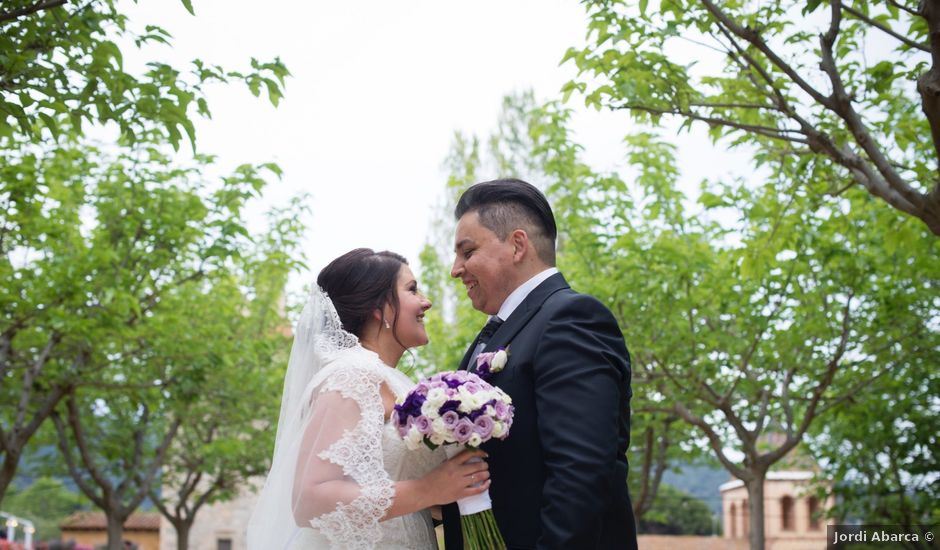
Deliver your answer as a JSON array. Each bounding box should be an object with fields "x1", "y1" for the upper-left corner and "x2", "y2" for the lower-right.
[{"x1": 124, "y1": 0, "x2": 749, "y2": 285}]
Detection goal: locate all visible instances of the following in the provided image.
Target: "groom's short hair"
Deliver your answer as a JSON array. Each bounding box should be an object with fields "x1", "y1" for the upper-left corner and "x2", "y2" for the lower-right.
[{"x1": 455, "y1": 178, "x2": 557, "y2": 266}]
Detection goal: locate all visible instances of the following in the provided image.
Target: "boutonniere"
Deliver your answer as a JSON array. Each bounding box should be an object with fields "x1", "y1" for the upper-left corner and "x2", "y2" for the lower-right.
[{"x1": 476, "y1": 346, "x2": 510, "y2": 380}]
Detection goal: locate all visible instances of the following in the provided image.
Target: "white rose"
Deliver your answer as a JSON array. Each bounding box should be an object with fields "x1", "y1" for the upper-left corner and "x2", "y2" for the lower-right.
[
  {"x1": 430, "y1": 432, "x2": 446, "y2": 446},
  {"x1": 491, "y1": 349, "x2": 509, "y2": 371},
  {"x1": 426, "y1": 388, "x2": 447, "y2": 407},
  {"x1": 406, "y1": 428, "x2": 425, "y2": 450},
  {"x1": 491, "y1": 422, "x2": 505, "y2": 438},
  {"x1": 467, "y1": 433, "x2": 483, "y2": 447}
]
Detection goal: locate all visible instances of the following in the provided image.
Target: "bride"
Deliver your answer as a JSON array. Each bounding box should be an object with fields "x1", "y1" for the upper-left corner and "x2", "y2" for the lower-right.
[{"x1": 247, "y1": 248, "x2": 490, "y2": 549}]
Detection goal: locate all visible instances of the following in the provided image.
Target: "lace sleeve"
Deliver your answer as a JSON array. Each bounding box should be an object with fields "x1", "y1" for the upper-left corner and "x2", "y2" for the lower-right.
[{"x1": 291, "y1": 364, "x2": 395, "y2": 550}]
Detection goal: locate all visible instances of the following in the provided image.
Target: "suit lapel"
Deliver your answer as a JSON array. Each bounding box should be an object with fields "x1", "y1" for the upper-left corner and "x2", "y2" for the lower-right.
[
  {"x1": 458, "y1": 336, "x2": 479, "y2": 371},
  {"x1": 459, "y1": 273, "x2": 570, "y2": 371},
  {"x1": 487, "y1": 272, "x2": 569, "y2": 350}
]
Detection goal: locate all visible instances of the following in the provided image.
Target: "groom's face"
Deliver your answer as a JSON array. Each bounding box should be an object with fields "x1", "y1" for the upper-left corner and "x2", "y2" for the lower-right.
[{"x1": 451, "y1": 211, "x2": 517, "y2": 315}]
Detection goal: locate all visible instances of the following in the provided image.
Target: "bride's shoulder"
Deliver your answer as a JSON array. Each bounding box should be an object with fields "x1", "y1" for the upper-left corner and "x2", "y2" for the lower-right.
[{"x1": 308, "y1": 347, "x2": 387, "y2": 393}]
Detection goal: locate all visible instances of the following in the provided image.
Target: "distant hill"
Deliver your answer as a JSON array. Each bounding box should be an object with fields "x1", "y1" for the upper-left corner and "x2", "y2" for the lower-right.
[{"x1": 661, "y1": 462, "x2": 730, "y2": 517}]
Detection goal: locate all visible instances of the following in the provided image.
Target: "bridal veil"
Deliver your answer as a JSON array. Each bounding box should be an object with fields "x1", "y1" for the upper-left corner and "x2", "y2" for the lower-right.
[{"x1": 246, "y1": 287, "x2": 396, "y2": 549}]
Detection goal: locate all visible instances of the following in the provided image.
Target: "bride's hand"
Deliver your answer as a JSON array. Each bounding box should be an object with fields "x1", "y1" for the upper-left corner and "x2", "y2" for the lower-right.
[{"x1": 419, "y1": 449, "x2": 490, "y2": 505}]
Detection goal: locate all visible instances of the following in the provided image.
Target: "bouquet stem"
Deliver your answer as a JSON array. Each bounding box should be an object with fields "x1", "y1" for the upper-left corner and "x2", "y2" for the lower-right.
[
  {"x1": 444, "y1": 444, "x2": 507, "y2": 550},
  {"x1": 461, "y1": 510, "x2": 506, "y2": 550}
]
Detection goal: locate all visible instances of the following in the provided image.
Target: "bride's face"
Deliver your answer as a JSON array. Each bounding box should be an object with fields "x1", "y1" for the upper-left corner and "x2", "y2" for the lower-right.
[{"x1": 389, "y1": 265, "x2": 432, "y2": 348}]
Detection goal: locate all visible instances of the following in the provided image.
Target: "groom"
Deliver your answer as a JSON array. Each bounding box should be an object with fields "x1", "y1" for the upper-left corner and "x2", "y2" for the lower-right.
[{"x1": 442, "y1": 179, "x2": 638, "y2": 549}]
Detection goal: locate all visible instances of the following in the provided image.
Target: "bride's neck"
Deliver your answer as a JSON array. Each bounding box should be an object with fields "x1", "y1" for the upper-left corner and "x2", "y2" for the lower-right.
[{"x1": 360, "y1": 336, "x2": 404, "y2": 368}]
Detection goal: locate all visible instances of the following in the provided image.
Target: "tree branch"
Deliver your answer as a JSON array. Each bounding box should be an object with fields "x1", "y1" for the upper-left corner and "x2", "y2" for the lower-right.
[
  {"x1": 673, "y1": 401, "x2": 751, "y2": 481},
  {"x1": 814, "y1": 365, "x2": 891, "y2": 417},
  {"x1": 752, "y1": 388, "x2": 772, "y2": 439},
  {"x1": 916, "y1": 0, "x2": 940, "y2": 195},
  {"x1": 888, "y1": 0, "x2": 923, "y2": 18},
  {"x1": 688, "y1": 101, "x2": 783, "y2": 112},
  {"x1": 131, "y1": 416, "x2": 181, "y2": 511},
  {"x1": 699, "y1": 0, "x2": 834, "y2": 108},
  {"x1": 842, "y1": 3, "x2": 929, "y2": 52},
  {"x1": 780, "y1": 366, "x2": 797, "y2": 437},
  {"x1": 634, "y1": 426, "x2": 656, "y2": 517},
  {"x1": 790, "y1": 293, "x2": 856, "y2": 443},
  {"x1": 15, "y1": 331, "x2": 61, "y2": 430},
  {"x1": 0, "y1": 323, "x2": 21, "y2": 381},
  {"x1": 819, "y1": 1, "x2": 934, "y2": 224},
  {"x1": 0, "y1": 0, "x2": 66, "y2": 25},
  {"x1": 52, "y1": 406, "x2": 107, "y2": 509},
  {"x1": 614, "y1": 103, "x2": 810, "y2": 144}
]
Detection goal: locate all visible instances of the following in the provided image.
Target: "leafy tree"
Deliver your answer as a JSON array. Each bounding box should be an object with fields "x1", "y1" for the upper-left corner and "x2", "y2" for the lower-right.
[
  {"x1": 2, "y1": 476, "x2": 88, "y2": 540},
  {"x1": 0, "y1": 0, "x2": 289, "y2": 506},
  {"x1": 0, "y1": 132, "x2": 287, "y2": 504},
  {"x1": 47, "y1": 182, "x2": 303, "y2": 550},
  {"x1": 0, "y1": 0, "x2": 287, "y2": 148},
  {"x1": 52, "y1": 388, "x2": 175, "y2": 549},
  {"x1": 808, "y1": 359, "x2": 939, "y2": 533},
  {"x1": 639, "y1": 483, "x2": 717, "y2": 536},
  {"x1": 562, "y1": 0, "x2": 940, "y2": 235},
  {"x1": 527, "y1": 100, "x2": 940, "y2": 550},
  {"x1": 151, "y1": 205, "x2": 304, "y2": 550}
]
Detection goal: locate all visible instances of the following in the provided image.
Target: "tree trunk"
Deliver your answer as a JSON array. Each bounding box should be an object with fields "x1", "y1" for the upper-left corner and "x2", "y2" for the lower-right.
[
  {"x1": 745, "y1": 474, "x2": 767, "y2": 550},
  {"x1": 0, "y1": 452, "x2": 19, "y2": 505},
  {"x1": 106, "y1": 513, "x2": 126, "y2": 550},
  {"x1": 176, "y1": 519, "x2": 192, "y2": 550}
]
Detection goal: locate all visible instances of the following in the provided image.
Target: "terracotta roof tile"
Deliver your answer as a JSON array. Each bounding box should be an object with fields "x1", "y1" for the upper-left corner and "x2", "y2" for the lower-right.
[{"x1": 60, "y1": 511, "x2": 160, "y2": 531}]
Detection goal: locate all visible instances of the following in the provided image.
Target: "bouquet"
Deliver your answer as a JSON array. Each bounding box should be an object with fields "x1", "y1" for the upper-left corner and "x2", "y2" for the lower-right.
[{"x1": 393, "y1": 370, "x2": 514, "y2": 550}]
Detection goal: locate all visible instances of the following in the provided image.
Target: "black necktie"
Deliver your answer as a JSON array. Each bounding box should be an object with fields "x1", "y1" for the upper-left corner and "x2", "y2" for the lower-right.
[
  {"x1": 468, "y1": 317, "x2": 503, "y2": 372},
  {"x1": 478, "y1": 317, "x2": 503, "y2": 345}
]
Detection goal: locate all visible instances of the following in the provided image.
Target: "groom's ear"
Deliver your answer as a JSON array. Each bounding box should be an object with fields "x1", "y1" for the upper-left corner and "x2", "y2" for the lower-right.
[{"x1": 509, "y1": 229, "x2": 529, "y2": 262}]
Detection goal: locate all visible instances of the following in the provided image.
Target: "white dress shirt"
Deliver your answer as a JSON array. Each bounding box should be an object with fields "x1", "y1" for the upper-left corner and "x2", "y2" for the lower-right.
[{"x1": 493, "y1": 267, "x2": 559, "y2": 322}]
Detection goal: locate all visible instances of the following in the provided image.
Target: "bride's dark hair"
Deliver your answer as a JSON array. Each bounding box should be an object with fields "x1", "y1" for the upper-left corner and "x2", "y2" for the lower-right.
[{"x1": 317, "y1": 248, "x2": 408, "y2": 340}]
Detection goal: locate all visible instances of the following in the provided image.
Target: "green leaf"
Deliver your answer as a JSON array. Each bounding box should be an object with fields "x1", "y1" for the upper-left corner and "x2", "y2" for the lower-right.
[{"x1": 37, "y1": 112, "x2": 60, "y2": 140}]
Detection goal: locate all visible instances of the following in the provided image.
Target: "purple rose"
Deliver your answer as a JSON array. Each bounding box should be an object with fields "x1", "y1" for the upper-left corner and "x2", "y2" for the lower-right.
[
  {"x1": 504, "y1": 405, "x2": 515, "y2": 427},
  {"x1": 414, "y1": 415, "x2": 432, "y2": 435},
  {"x1": 429, "y1": 380, "x2": 448, "y2": 390},
  {"x1": 394, "y1": 414, "x2": 414, "y2": 438},
  {"x1": 493, "y1": 400, "x2": 509, "y2": 419},
  {"x1": 441, "y1": 410, "x2": 460, "y2": 428},
  {"x1": 453, "y1": 418, "x2": 475, "y2": 444},
  {"x1": 473, "y1": 415, "x2": 494, "y2": 439}
]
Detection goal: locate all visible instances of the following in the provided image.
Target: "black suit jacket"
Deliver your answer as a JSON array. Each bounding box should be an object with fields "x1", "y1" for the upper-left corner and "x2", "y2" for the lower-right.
[{"x1": 443, "y1": 273, "x2": 638, "y2": 550}]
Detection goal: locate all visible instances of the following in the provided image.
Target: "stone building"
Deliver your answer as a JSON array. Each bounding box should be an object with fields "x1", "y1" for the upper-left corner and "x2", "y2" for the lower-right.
[
  {"x1": 158, "y1": 480, "x2": 260, "y2": 550},
  {"x1": 721, "y1": 471, "x2": 832, "y2": 550},
  {"x1": 59, "y1": 511, "x2": 161, "y2": 550}
]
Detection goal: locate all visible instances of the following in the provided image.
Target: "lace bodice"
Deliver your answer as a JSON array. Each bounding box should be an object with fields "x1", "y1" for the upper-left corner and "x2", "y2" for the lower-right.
[{"x1": 286, "y1": 347, "x2": 443, "y2": 549}]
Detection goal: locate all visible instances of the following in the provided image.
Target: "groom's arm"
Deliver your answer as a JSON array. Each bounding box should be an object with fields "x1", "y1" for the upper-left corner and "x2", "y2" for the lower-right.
[{"x1": 533, "y1": 294, "x2": 630, "y2": 549}]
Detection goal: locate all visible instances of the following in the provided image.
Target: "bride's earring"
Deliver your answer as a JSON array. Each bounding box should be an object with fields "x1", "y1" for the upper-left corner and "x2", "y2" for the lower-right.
[{"x1": 384, "y1": 319, "x2": 391, "y2": 329}]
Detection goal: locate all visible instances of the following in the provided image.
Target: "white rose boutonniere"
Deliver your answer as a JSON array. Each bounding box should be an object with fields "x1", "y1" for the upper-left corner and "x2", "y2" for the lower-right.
[{"x1": 475, "y1": 346, "x2": 510, "y2": 381}]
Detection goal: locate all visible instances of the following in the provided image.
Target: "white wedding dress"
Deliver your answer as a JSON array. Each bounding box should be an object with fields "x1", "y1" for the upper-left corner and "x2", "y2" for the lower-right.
[{"x1": 247, "y1": 288, "x2": 443, "y2": 550}]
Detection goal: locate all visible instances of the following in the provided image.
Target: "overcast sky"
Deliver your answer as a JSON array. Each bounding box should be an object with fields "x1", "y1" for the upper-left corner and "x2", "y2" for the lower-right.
[{"x1": 125, "y1": 0, "x2": 746, "y2": 287}]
